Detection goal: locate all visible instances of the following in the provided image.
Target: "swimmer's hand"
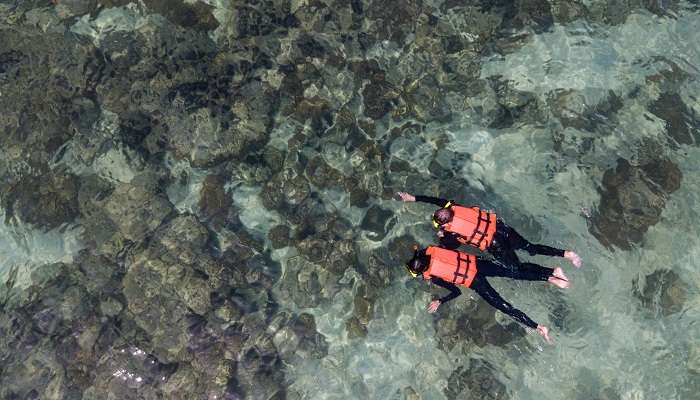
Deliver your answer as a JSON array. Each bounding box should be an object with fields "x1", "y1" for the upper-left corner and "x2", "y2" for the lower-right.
[
  {"x1": 564, "y1": 251, "x2": 582, "y2": 268},
  {"x1": 537, "y1": 325, "x2": 552, "y2": 344},
  {"x1": 427, "y1": 300, "x2": 441, "y2": 313},
  {"x1": 397, "y1": 192, "x2": 416, "y2": 202}
]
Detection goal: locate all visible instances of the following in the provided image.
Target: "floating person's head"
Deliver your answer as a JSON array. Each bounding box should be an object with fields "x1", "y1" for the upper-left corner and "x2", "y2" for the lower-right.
[
  {"x1": 405, "y1": 247, "x2": 428, "y2": 277},
  {"x1": 432, "y1": 207, "x2": 454, "y2": 227}
]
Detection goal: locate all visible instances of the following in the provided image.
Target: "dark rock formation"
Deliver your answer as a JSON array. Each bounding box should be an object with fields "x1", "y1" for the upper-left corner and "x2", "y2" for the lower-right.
[
  {"x1": 633, "y1": 269, "x2": 688, "y2": 316},
  {"x1": 569, "y1": 368, "x2": 621, "y2": 400},
  {"x1": 650, "y1": 93, "x2": 700, "y2": 147},
  {"x1": 2, "y1": 169, "x2": 81, "y2": 230},
  {"x1": 590, "y1": 157, "x2": 682, "y2": 249},
  {"x1": 435, "y1": 298, "x2": 527, "y2": 351},
  {"x1": 2, "y1": 0, "x2": 696, "y2": 398},
  {"x1": 445, "y1": 358, "x2": 510, "y2": 400},
  {"x1": 199, "y1": 173, "x2": 233, "y2": 225}
]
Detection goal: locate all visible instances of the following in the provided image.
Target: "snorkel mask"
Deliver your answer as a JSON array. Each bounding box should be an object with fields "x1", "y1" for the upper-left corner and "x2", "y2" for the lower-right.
[{"x1": 405, "y1": 265, "x2": 419, "y2": 278}]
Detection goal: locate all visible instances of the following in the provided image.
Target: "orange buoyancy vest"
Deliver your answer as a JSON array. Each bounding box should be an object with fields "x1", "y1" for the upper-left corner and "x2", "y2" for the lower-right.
[
  {"x1": 442, "y1": 206, "x2": 497, "y2": 251},
  {"x1": 423, "y1": 246, "x2": 478, "y2": 288}
]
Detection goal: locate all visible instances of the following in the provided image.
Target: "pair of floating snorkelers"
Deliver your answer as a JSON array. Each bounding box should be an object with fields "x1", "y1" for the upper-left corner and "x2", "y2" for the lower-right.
[{"x1": 397, "y1": 192, "x2": 582, "y2": 343}]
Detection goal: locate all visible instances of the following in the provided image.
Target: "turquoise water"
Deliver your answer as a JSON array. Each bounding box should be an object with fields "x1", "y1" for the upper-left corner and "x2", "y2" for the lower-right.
[
  {"x1": 276, "y1": 8, "x2": 700, "y2": 400},
  {"x1": 278, "y1": 13, "x2": 700, "y2": 399},
  {"x1": 2, "y1": 1, "x2": 700, "y2": 399}
]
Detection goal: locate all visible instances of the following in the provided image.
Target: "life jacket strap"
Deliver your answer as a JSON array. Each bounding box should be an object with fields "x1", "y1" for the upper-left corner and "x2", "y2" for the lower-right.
[
  {"x1": 452, "y1": 254, "x2": 473, "y2": 285},
  {"x1": 464, "y1": 210, "x2": 492, "y2": 248}
]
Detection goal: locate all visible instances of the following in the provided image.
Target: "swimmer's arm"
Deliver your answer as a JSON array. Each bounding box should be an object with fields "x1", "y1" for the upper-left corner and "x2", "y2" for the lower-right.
[
  {"x1": 414, "y1": 195, "x2": 451, "y2": 208},
  {"x1": 438, "y1": 232, "x2": 462, "y2": 250},
  {"x1": 397, "y1": 192, "x2": 456, "y2": 208},
  {"x1": 430, "y1": 278, "x2": 462, "y2": 304}
]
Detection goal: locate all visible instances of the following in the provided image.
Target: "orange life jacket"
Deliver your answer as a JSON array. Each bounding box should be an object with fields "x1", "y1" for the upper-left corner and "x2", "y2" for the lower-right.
[
  {"x1": 441, "y1": 205, "x2": 497, "y2": 251},
  {"x1": 423, "y1": 246, "x2": 478, "y2": 288}
]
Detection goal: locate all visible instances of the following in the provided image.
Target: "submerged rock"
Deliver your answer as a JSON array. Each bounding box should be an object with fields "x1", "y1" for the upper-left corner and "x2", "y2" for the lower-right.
[
  {"x1": 235, "y1": 344, "x2": 286, "y2": 400},
  {"x1": 145, "y1": 0, "x2": 219, "y2": 31},
  {"x1": 401, "y1": 386, "x2": 422, "y2": 400},
  {"x1": 444, "y1": 359, "x2": 509, "y2": 400},
  {"x1": 9, "y1": 0, "x2": 699, "y2": 398},
  {"x1": 344, "y1": 283, "x2": 375, "y2": 339},
  {"x1": 388, "y1": 234, "x2": 420, "y2": 265},
  {"x1": 2, "y1": 169, "x2": 81, "y2": 230},
  {"x1": 158, "y1": 364, "x2": 220, "y2": 400},
  {"x1": 435, "y1": 297, "x2": 526, "y2": 350},
  {"x1": 76, "y1": 174, "x2": 122, "y2": 255},
  {"x1": 650, "y1": 93, "x2": 700, "y2": 147},
  {"x1": 489, "y1": 79, "x2": 543, "y2": 129},
  {"x1": 122, "y1": 265, "x2": 192, "y2": 362},
  {"x1": 304, "y1": 155, "x2": 345, "y2": 189},
  {"x1": 548, "y1": 1, "x2": 588, "y2": 23},
  {"x1": 548, "y1": 89, "x2": 623, "y2": 132},
  {"x1": 363, "y1": 80, "x2": 398, "y2": 120},
  {"x1": 0, "y1": 21, "x2": 98, "y2": 194},
  {"x1": 277, "y1": 257, "x2": 326, "y2": 309},
  {"x1": 0, "y1": 343, "x2": 70, "y2": 400},
  {"x1": 285, "y1": 196, "x2": 334, "y2": 229},
  {"x1": 159, "y1": 79, "x2": 277, "y2": 167},
  {"x1": 580, "y1": 0, "x2": 680, "y2": 25},
  {"x1": 81, "y1": 345, "x2": 178, "y2": 400},
  {"x1": 366, "y1": 0, "x2": 423, "y2": 43},
  {"x1": 345, "y1": 316, "x2": 368, "y2": 339},
  {"x1": 633, "y1": 269, "x2": 688, "y2": 316},
  {"x1": 117, "y1": 213, "x2": 286, "y2": 397},
  {"x1": 361, "y1": 204, "x2": 395, "y2": 241},
  {"x1": 218, "y1": 0, "x2": 293, "y2": 40},
  {"x1": 590, "y1": 157, "x2": 682, "y2": 250},
  {"x1": 54, "y1": 0, "x2": 98, "y2": 19},
  {"x1": 262, "y1": 167, "x2": 311, "y2": 211},
  {"x1": 199, "y1": 173, "x2": 233, "y2": 224},
  {"x1": 104, "y1": 176, "x2": 174, "y2": 243},
  {"x1": 404, "y1": 74, "x2": 453, "y2": 123},
  {"x1": 0, "y1": 260, "x2": 127, "y2": 400},
  {"x1": 549, "y1": 90, "x2": 625, "y2": 158},
  {"x1": 268, "y1": 224, "x2": 291, "y2": 249},
  {"x1": 497, "y1": 0, "x2": 554, "y2": 34},
  {"x1": 73, "y1": 250, "x2": 123, "y2": 296},
  {"x1": 272, "y1": 312, "x2": 329, "y2": 363},
  {"x1": 548, "y1": 291, "x2": 575, "y2": 331},
  {"x1": 121, "y1": 215, "x2": 231, "y2": 362},
  {"x1": 569, "y1": 367, "x2": 620, "y2": 400},
  {"x1": 688, "y1": 344, "x2": 700, "y2": 375}
]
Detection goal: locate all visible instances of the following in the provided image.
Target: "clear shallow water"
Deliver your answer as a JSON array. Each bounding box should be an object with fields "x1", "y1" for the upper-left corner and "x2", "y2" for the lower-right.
[
  {"x1": 2, "y1": 2, "x2": 700, "y2": 400},
  {"x1": 276, "y1": 8, "x2": 700, "y2": 400},
  {"x1": 0, "y1": 211, "x2": 84, "y2": 290}
]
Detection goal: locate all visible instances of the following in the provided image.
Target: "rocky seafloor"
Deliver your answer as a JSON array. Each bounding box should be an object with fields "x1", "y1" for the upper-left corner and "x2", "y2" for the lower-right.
[{"x1": 1, "y1": 0, "x2": 700, "y2": 399}]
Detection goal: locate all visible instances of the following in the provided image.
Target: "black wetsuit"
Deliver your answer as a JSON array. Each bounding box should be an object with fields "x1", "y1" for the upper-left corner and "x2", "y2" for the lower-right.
[
  {"x1": 414, "y1": 195, "x2": 565, "y2": 269},
  {"x1": 414, "y1": 249, "x2": 553, "y2": 329}
]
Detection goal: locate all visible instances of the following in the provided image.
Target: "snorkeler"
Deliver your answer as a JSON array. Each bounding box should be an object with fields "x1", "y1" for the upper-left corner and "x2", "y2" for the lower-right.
[
  {"x1": 396, "y1": 192, "x2": 582, "y2": 270},
  {"x1": 406, "y1": 245, "x2": 568, "y2": 343}
]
